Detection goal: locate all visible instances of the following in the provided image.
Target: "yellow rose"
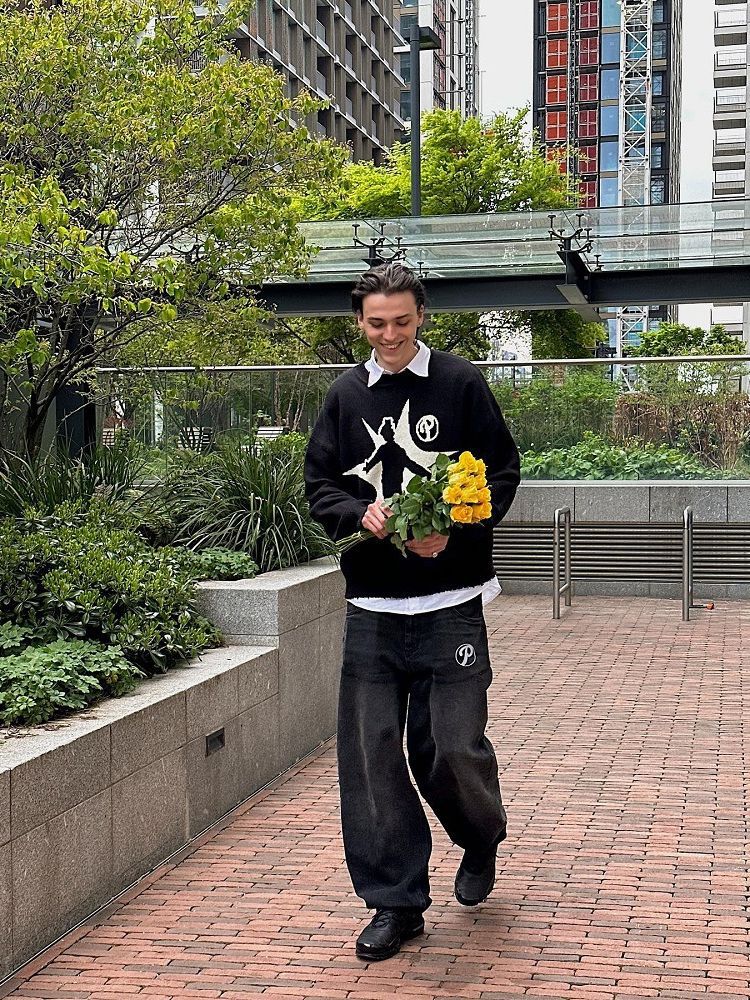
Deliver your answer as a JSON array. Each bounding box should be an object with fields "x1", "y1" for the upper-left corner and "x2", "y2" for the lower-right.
[
  {"x1": 459, "y1": 487, "x2": 482, "y2": 504},
  {"x1": 473, "y1": 502, "x2": 493, "y2": 522},
  {"x1": 457, "y1": 451, "x2": 480, "y2": 473},
  {"x1": 476, "y1": 487, "x2": 492, "y2": 505},
  {"x1": 442, "y1": 485, "x2": 464, "y2": 505},
  {"x1": 450, "y1": 504, "x2": 474, "y2": 524}
]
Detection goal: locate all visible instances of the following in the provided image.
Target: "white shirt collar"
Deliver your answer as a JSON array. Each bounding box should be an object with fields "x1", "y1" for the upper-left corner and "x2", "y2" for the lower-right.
[{"x1": 364, "y1": 340, "x2": 431, "y2": 387}]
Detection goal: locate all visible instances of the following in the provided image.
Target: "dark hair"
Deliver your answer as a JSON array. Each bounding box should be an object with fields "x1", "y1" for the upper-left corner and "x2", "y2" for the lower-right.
[{"x1": 351, "y1": 262, "x2": 426, "y2": 315}]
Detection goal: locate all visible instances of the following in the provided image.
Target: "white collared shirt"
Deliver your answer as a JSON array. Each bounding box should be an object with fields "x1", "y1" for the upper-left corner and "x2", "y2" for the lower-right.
[
  {"x1": 364, "y1": 340, "x2": 431, "y2": 386},
  {"x1": 352, "y1": 340, "x2": 501, "y2": 615}
]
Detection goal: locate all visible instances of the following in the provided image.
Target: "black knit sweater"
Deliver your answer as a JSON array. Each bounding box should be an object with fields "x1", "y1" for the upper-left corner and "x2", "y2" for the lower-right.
[{"x1": 304, "y1": 351, "x2": 520, "y2": 600}]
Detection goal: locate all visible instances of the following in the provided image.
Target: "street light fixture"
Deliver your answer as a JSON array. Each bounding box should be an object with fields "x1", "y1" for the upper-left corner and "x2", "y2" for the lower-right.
[{"x1": 395, "y1": 24, "x2": 441, "y2": 217}]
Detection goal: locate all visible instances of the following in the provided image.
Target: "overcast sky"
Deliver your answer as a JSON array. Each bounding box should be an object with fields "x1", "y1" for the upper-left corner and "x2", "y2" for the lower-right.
[{"x1": 477, "y1": 0, "x2": 714, "y2": 202}]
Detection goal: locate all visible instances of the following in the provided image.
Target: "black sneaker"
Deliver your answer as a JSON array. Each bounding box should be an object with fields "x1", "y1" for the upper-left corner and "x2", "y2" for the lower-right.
[
  {"x1": 355, "y1": 907, "x2": 425, "y2": 961},
  {"x1": 454, "y1": 845, "x2": 497, "y2": 906}
]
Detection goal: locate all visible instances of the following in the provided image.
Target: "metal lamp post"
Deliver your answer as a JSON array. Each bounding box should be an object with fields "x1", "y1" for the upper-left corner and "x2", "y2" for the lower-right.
[{"x1": 396, "y1": 24, "x2": 441, "y2": 217}]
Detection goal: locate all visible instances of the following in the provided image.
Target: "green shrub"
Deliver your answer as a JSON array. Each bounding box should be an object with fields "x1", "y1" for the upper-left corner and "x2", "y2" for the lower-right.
[
  {"x1": 0, "y1": 439, "x2": 148, "y2": 520},
  {"x1": 491, "y1": 370, "x2": 619, "y2": 452},
  {"x1": 165, "y1": 439, "x2": 335, "y2": 573},
  {"x1": 0, "y1": 623, "x2": 142, "y2": 727},
  {"x1": 180, "y1": 547, "x2": 259, "y2": 581},
  {"x1": 521, "y1": 432, "x2": 716, "y2": 481},
  {"x1": 0, "y1": 505, "x2": 221, "y2": 674}
]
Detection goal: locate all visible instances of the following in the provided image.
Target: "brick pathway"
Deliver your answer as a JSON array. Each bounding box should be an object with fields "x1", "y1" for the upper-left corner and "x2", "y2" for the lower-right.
[{"x1": 2, "y1": 596, "x2": 750, "y2": 1000}]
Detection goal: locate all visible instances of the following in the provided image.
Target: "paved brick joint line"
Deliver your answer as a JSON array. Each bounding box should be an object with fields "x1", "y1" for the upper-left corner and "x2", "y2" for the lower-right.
[{"x1": 3, "y1": 596, "x2": 750, "y2": 1000}]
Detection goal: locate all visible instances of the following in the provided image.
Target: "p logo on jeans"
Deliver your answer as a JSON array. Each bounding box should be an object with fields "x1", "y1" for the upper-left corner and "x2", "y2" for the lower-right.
[{"x1": 455, "y1": 643, "x2": 477, "y2": 667}]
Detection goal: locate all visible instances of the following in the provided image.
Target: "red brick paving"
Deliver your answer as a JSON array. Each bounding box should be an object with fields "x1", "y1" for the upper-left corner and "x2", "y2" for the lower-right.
[{"x1": 2, "y1": 595, "x2": 750, "y2": 1000}]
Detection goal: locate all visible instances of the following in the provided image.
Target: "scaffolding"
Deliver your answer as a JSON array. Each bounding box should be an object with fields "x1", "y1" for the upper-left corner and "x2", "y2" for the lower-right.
[
  {"x1": 464, "y1": 0, "x2": 478, "y2": 117},
  {"x1": 618, "y1": 0, "x2": 653, "y2": 206},
  {"x1": 616, "y1": 0, "x2": 654, "y2": 355}
]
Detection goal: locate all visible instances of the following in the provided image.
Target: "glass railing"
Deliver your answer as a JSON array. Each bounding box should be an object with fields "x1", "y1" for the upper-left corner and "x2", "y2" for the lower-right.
[{"x1": 96, "y1": 356, "x2": 750, "y2": 482}]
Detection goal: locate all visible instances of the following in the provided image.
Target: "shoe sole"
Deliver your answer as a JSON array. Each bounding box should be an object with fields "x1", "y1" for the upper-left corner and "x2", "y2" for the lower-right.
[
  {"x1": 355, "y1": 922, "x2": 425, "y2": 961},
  {"x1": 454, "y1": 886, "x2": 491, "y2": 906}
]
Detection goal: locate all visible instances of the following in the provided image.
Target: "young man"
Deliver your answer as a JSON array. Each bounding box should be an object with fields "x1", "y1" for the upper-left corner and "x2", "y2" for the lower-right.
[{"x1": 304, "y1": 263, "x2": 520, "y2": 961}]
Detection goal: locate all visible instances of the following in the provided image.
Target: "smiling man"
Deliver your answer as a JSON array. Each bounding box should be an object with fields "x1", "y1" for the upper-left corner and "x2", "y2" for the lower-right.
[{"x1": 304, "y1": 263, "x2": 520, "y2": 961}]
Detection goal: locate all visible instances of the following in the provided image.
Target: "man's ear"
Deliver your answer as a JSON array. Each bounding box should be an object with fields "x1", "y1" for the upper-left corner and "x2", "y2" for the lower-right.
[
  {"x1": 355, "y1": 311, "x2": 365, "y2": 330},
  {"x1": 416, "y1": 306, "x2": 426, "y2": 329}
]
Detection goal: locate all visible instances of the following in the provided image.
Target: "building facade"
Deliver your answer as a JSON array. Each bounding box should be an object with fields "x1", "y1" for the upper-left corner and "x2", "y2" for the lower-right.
[
  {"x1": 394, "y1": 0, "x2": 480, "y2": 125},
  {"x1": 712, "y1": 0, "x2": 750, "y2": 346},
  {"x1": 533, "y1": 0, "x2": 683, "y2": 351},
  {"x1": 243, "y1": 1, "x2": 405, "y2": 163}
]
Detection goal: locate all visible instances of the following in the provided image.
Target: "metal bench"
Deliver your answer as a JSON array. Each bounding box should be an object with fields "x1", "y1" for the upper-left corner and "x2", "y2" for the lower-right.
[
  {"x1": 179, "y1": 426, "x2": 214, "y2": 453},
  {"x1": 255, "y1": 426, "x2": 287, "y2": 442}
]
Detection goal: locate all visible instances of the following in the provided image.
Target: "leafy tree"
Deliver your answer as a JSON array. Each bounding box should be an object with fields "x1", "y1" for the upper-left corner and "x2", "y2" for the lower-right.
[
  {"x1": 626, "y1": 322, "x2": 747, "y2": 402},
  {"x1": 0, "y1": 0, "x2": 343, "y2": 458},
  {"x1": 629, "y1": 322, "x2": 743, "y2": 358},
  {"x1": 305, "y1": 108, "x2": 571, "y2": 219},
  {"x1": 292, "y1": 109, "x2": 572, "y2": 363},
  {"x1": 521, "y1": 310, "x2": 604, "y2": 360}
]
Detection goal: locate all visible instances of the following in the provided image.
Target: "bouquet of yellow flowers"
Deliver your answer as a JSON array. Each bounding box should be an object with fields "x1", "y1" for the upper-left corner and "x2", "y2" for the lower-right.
[{"x1": 341, "y1": 451, "x2": 493, "y2": 555}]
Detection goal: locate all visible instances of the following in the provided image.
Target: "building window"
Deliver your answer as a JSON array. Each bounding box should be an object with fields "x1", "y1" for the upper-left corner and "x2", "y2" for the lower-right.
[
  {"x1": 579, "y1": 179, "x2": 597, "y2": 207},
  {"x1": 400, "y1": 52, "x2": 410, "y2": 84},
  {"x1": 652, "y1": 103, "x2": 666, "y2": 132},
  {"x1": 653, "y1": 0, "x2": 665, "y2": 24},
  {"x1": 547, "y1": 2, "x2": 568, "y2": 33},
  {"x1": 650, "y1": 177, "x2": 666, "y2": 203},
  {"x1": 579, "y1": 71, "x2": 598, "y2": 102},
  {"x1": 626, "y1": 31, "x2": 648, "y2": 59},
  {"x1": 653, "y1": 72, "x2": 665, "y2": 97},
  {"x1": 653, "y1": 30, "x2": 667, "y2": 59},
  {"x1": 600, "y1": 176, "x2": 619, "y2": 206},
  {"x1": 546, "y1": 110, "x2": 568, "y2": 141},
  {"x1": 625, "y1": 109, "x2": 647, "y2": 133},
  {"x1": 651, "y1": 143, "x2": 664, "y2": 168},
  {"x1": 578, "y1": 108, "x2": 598, "y2": 138},
  {"x1": 602, "y1": 0, "x2": 621, "y2": 27},
  {"x1": 578, "y1": 144, "x2": 597, "y2": 172},
  {"x1": 547, "y1": 38, "x2": 568, "y2": 69},
  {"x1": 547, "y1": 74, "x2": 568, "y2": 105},
  {"x1": 601, "y1": 104, "x2": 619, "y2": 136},
  {"x1": 580, "y1": 35, "x2": 599, "y2": 66},
  {"x1": 600, "y1": 139, "x2": 618, "y2": 172},
  {"x1": 601, "y1": 32, "x2": 620, "y2": 64},
  {"x1": 601, "y1": 67, "x2": 619, "y2": 100},
  {"x1": 579, "y1": 1, "x2": 599, "y2": 29}
]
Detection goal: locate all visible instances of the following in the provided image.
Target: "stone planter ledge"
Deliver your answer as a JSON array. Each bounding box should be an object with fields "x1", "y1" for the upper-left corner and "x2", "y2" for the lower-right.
[{"x1": 0, "y1": 558, "x2": 345, "y2": 980}]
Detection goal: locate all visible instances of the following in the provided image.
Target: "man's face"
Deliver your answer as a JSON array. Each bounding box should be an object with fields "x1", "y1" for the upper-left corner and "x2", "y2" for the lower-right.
[{"x1": 356, "y1": 291, "x2": 425, "y2": 373}]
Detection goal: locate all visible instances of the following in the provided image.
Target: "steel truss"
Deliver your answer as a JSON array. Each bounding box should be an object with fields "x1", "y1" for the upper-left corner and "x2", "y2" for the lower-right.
[{"x1": 616, "y1": 0, "x2": 654, "y2": 354}]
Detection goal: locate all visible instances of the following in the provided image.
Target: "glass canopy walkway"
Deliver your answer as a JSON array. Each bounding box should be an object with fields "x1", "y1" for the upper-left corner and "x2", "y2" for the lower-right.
[{"x1": 262, "y1": 199, "x2": 750, "y2": 315}]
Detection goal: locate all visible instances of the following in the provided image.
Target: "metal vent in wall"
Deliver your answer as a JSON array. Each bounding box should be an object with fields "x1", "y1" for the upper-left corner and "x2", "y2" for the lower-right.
[{"x1": 493, "y1": 522, "x2": 750, "y2": 584}]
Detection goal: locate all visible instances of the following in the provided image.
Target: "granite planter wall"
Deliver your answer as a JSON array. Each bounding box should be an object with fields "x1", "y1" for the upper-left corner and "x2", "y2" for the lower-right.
[
  {"x1": 0, "y1": 559, "x2": 345, "y2": 981},
  {"x1": 499, "y1": 481, "x2": 750, "y2": 599}
]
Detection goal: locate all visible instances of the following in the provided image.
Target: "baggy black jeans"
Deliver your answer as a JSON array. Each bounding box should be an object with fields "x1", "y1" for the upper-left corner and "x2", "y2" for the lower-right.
[{"x1": 337, "y1": 595, "x2": 507, "y2": 912}]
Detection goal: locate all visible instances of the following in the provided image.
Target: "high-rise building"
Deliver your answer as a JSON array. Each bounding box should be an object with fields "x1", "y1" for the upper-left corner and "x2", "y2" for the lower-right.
[
  {"x1": 243, "y1": 1, "x2": 405, "y2": 163},
  {"x1": 533, "y1": 0, "x2": 683, "y2": 351},
  {"x1": 712, "y1": 0, "x2": 750, "y2": 347},
  {"x1": 394, "y1": 0, "x2": 480, "y2": 125}
]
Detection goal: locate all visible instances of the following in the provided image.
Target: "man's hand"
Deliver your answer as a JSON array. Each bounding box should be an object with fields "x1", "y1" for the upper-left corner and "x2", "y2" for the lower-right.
[
  {"x1": 405, "y1": 532, "x2": 449, "y2": 559},
  {"x1": 362, "y1": 501, "x2": 394, "y2": 540}
]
